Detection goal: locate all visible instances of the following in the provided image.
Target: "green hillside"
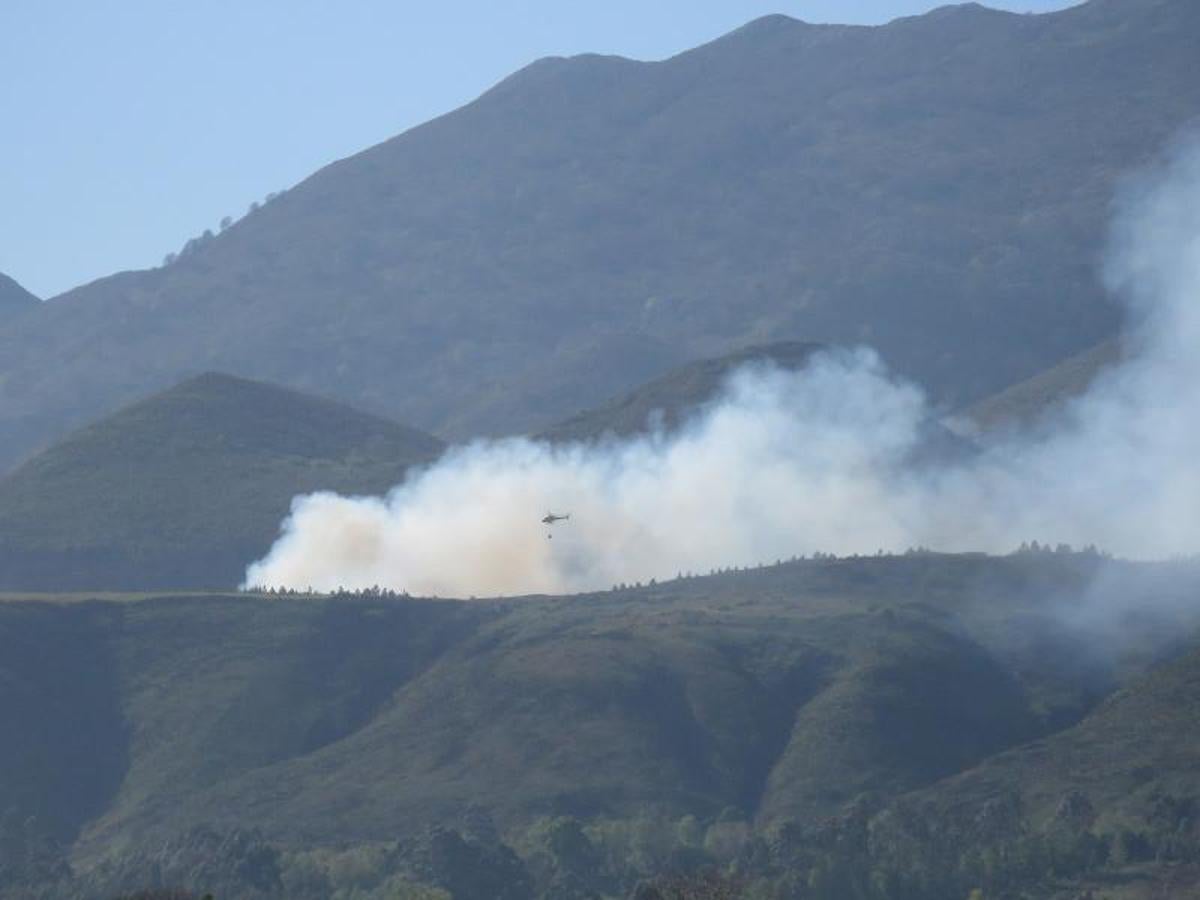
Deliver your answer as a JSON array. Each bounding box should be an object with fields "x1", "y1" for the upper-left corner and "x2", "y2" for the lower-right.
[
  {"x1": 1, "y1": 552, "x2": 1198, "y2": 899},
  {"x1": 838, "y1": 614, "x2": 1200, "y2": 899},
  {"x1": 905, "y1": 637, "x2": 1200, "y2": 835},
  {"x1": 2, "y1": 0, "x2": 1197, "y2": 470},
  {"x1": 0, "y1": 373, "x2": 443, "y2": 591}
]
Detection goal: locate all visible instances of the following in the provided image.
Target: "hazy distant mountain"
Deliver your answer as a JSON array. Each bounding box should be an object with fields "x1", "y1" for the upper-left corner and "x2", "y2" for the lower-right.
[
  {"x1": 0, "y1": 373, "x2": 442, "y2": 590},
  {"x1": 540, "y1": 340, "x2": 974, "y2": 464},
  {"x1": 957, "y1": 338, "x2": 1121, "y2": 435},
  {"x1": 0, "y1": 272, "x2": 38, "y2": 322},
  {"x1": 537, "y1": 341, "x2": 822, "y2": 443},
  {"x1": 1, "y1": 0, "x2": 1197, "y2": 472}
]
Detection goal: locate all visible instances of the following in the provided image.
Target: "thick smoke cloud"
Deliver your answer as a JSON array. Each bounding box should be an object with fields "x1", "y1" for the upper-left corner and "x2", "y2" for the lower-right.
[{"x1": 245, "y1": 138, "x2": 1200, "y2": 597}]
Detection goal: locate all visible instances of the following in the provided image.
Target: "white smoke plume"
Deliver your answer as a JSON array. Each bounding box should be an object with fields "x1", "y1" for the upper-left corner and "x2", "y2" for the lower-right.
[{"x1": 245, "y1": 137, "x2": 1200, "y2": 598}]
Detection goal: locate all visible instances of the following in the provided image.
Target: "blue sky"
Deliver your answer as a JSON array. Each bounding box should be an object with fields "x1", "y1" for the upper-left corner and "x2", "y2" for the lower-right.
[{"x1": 3, "y1": 1, "x2": 1079, "y2": 298}]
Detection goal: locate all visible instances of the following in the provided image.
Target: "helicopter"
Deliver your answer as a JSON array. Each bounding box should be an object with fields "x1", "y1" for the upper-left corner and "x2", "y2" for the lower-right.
[{"x1": 542, "y1": 512, "x2": 570, "y2": 538}]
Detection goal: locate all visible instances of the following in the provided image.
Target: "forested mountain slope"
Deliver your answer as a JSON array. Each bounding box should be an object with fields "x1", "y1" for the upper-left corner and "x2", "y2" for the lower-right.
[
  {"x1": 2, "y1": 553, "x2": 1196, "y2": 861},
  {"x1": 850, "y1": 607, "x2": 1200, "y2": 899},
  {"x1": 904, "y1": 636, "x2": 1200, "y2": 835},
  {"x1": 1, "y1": 0, "x2": 1196, "y2": 471}
]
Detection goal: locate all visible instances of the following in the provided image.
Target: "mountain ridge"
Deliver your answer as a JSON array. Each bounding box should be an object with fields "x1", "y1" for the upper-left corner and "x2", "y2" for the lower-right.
[
  {"x1": 1, "y1": 0, "x2": 1196, "y2": 473},
  {"x1": 956, "y1": 338, "x2": 1122, "y2": 435},
  {"x1": 0, "y1": 272, "x2": 39, "y2": 322},
  {"x1": 536, "y1": 341, "x2": 824, "y2": 443}
]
